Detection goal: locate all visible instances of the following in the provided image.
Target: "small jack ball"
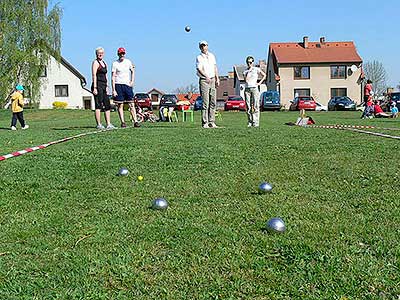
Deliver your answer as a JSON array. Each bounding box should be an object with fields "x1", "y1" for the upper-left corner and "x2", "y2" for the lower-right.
[
  {"x1": 185, "y1": 26, "x2": 191, "y2": 32},
  {"x1": 138, "y1": 176, "x2": 144, "y2": 181}
]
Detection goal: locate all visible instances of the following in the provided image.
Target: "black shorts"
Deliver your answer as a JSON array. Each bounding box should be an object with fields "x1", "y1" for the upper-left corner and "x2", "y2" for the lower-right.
[
  {"x1": 114, "y1": 84, "x2": 134, "y2": 103},
  {"x1": 92, "y1": 85, "x2": 110, "y2": 110}
]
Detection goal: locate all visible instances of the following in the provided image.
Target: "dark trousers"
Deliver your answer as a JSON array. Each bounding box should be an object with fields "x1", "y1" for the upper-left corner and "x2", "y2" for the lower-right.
[{"x1": 11, "y1": 112, "x2": 25, "y2": 127}]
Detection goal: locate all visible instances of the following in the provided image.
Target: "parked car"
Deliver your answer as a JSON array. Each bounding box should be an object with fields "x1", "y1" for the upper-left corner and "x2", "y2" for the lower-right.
[
  {"x1": 134, "y1": 93, "x2": 152, "y2": 110},
  {"x1": 289, "y1": 96, "x2": 317, "y2": 111},
  {"x1": 260, "y1": 91, "x2": 280, "y2": 111},
  {"x1": 160, "y1": 94, "x2": 178, "y2": 107},
  {"x1": 315, "y1": 102, "x2": 328, "y2": 111},
  {"x1": 328, "y1": 96, "x2": 356, "y2": 111},
  {"x1": 193, "y1": 96, "x2": 203, "y2": 111},
  {"x1": 225, "y1": 95, "x2": 245, "y2": 111}
]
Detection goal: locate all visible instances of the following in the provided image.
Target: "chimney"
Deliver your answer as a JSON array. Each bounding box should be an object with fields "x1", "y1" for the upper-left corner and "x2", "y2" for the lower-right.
[
  {"x1": 320, "y1": 37, "x2": 326, "y2": 45},
  {"x1": 303, "y1": 36, "x2": 309, "y2": 49}
]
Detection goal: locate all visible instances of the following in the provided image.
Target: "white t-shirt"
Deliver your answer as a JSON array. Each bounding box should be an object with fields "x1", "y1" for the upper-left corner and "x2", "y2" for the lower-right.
[
  {"x1": 243, "y1": 67, "x2": 262, "y2": 88},
  {"x1": 112, "y1": 58, "x2": 134, "y2": 85},
  {"x1": 196, "y1": 52, "x2": 217, "y2": 79}
]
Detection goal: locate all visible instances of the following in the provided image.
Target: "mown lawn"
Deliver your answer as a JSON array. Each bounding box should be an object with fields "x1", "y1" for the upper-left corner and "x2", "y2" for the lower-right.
[{"x1": 0, "y1": 109, "x2": 399, "y2": 299}]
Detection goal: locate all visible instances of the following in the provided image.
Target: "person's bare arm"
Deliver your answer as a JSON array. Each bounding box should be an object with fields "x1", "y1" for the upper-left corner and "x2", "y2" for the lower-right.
[
  {"x1": 215, "y1": 64, "x2": 220, "y2": 87},
  {"x1": 91, "y1": 60, "x2": 99, "y2": 95},
  {"x1": 258, "y1": 69, "x2": 266, "y2": 86},
  {"x1": 130, "y1": 63, "x2": 135, "y2": 87}
]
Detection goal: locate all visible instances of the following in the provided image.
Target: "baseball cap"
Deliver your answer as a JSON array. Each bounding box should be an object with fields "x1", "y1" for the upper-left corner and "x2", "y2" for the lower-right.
[
  {"x1": 117, "y1": 47, "x2": 126, "y2": 54},
  {"x1": 16, "y1": 84, "x2": 24, "y2": 91},
  {"x1": 199, "y1": 40, "x2": 208, "y2": 46}
]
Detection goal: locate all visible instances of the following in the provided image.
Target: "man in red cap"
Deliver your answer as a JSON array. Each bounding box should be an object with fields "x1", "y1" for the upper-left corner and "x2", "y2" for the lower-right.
[{"x1": 112, "y1": 47, "x2": 140, "y2": 127}]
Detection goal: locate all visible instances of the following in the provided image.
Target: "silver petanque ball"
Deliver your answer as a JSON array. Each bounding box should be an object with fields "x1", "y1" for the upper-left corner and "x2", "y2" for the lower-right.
[
  {"x1": 258, "y1": 182, "x2": 273, "y2": 193},
  {"x1": 118, "y1": 167, "x2": 129, "y2": 176},
  {"x1": 151, "y1": 198, "x2": 169, "y2": 210},
  {"x1": 266, "y1": 217, "x2": 286, "y2": 233},
  {"x1": 184, "y1": 26, "x2": 191, "y2": 32}
]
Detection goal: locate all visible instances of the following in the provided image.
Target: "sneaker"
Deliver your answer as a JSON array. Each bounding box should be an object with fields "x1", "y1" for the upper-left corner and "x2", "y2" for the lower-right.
[
  {"x1": 202, "y1": 124, "x2": 209, "y2": 128},
  {"x1": 121, "y1": 122, "x2": 127, "y2": 128},
  {"x1": 133, "y1": 122, "x2": 141, "y2": 128},
  {"x1": 247, "y1": 123, "x2": 252, "y2": 128},
  {"x1": 11, "y1": 126, "x2": 17, "y2": 131},
  {"x1": 106, "y1": 124, "x2": 116, "y2": 129},
  {"x1": 253, "y1": 124, "x2": 259, "y2": 128},
  {"x1": 22, "y1": 125, "x2": 29, "y2": 130},
  {"x1": 209, "y1": 123, "x2": 218, "y2": 128},
  {"x1": 96, "y1": 124, "x2": 105, "y2": 130}
]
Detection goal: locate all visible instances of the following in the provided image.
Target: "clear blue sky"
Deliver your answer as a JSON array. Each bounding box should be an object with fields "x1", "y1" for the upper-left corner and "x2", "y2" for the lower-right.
[{"x1": 60, "y1": 0, "x2": 400, "y2": 93}]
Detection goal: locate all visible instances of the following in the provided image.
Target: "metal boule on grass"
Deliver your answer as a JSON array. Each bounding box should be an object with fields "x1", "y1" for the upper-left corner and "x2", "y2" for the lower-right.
[
  {"x1": 151, "y1": 197, "x2": 168, "y2": 210},
  {"x1": 117, "y1": 167, "x2": 129, "y2": 176},
  {"x1": 258, "y1": 182, "x2": 273, "y2": 193},
  {"x1": 266, "y1": 217, "x2": 286, "y2": 233}
]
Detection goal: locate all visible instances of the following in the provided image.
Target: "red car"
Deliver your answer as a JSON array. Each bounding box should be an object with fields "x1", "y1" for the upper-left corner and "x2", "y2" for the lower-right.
[
  {"x1": 225, "y1": 95, "x2": 245, "y2": 111},
  {"x1": 289, "y1": 96, "x2": 317, "y2": 111},
  {"x1": 134, "y1": 93, "x2": 152, "y2": 110}
]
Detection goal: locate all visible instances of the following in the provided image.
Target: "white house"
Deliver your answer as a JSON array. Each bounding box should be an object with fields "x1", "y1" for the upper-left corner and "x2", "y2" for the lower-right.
[{"x1": 39, "y1": 55, "x2": 93, "y2": 109}]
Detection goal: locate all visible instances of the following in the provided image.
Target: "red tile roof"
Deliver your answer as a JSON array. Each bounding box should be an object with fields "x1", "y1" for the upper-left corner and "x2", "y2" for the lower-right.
[
  {"x1": 176, "y1": 93, "x2": 200, "y2": 103},
  {"x1": 270, "y1": 41, "x2": 362, "y2": 64}
]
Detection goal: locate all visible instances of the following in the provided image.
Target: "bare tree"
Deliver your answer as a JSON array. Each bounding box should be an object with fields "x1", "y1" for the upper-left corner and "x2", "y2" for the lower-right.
[
  {"x1": 363, "y1": 60, "x2": 388, "y2": 96},
  {"x1": 173, "y1": 83, "x2": 198, "y2": 94}
]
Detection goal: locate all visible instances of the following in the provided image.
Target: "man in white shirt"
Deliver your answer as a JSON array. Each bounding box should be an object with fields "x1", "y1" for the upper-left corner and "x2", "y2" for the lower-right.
[
  {"x1": 243, "y1": 56, "x2": 266, "y2": 127},
  {"x1": 196, "y1": 41, "x2": 220, "y2": 128},
  {"x1": 112, "y1": 47, "x2": 139, "y2": 128}
]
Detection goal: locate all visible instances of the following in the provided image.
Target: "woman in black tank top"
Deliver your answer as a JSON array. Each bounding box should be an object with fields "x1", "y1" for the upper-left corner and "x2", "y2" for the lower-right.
[{"x1": 91, "y1": 47, "x2": 114, "y2": 129}]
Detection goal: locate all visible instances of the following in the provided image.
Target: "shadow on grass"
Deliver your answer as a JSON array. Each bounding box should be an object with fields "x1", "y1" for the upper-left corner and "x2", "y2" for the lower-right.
[{"x1": 0, "y1": 127, "x2": 12, "y2": 130}]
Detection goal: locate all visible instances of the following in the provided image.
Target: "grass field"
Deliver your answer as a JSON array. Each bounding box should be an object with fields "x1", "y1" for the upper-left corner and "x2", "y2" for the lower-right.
[{"x1": 0, "y1": 109, "x2": 399, "y2": 299}]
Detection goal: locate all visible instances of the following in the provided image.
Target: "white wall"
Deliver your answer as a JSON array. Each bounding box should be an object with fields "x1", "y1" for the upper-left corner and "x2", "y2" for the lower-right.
[
  {"x1": 278, "y1": 64, "x2": 362, "y2": 108},
  {"x1": 39, "y1": 56, "x2": 93, "y2": 109}
]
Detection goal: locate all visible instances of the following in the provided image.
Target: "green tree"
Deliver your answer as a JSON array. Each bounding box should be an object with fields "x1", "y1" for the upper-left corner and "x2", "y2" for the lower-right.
[{"x1": 0, "y1": 0, "x2": 62, "y2": 104}]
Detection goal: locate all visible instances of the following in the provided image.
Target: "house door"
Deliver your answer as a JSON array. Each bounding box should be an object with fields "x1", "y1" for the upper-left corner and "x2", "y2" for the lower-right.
[{"x1": 83, "y1": 96, "x2": 92, "y2": 110}]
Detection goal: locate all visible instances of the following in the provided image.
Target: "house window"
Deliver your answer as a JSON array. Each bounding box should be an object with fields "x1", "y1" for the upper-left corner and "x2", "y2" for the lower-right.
[
  {"x1": 223, "y1": 91, "x2": 228, "y2": 96},
  {"x1": 40, "y1": 66, "x2": 47, "y2": 77},
  {"x1": 294, "y1": 66, "x2": 310, "y2": 79},
  {"x1": 331, "y1": 66, "x2": 346, "y2": 79},
  {"x1": 55, "y1": 85, "x2": 68, "y2": 97},
  {"x1": 331, "y1": 88, "x2": 347, "y2": 97},
  {"x1": 294, "y1": 88, "x2": 310, "y2": 97}
]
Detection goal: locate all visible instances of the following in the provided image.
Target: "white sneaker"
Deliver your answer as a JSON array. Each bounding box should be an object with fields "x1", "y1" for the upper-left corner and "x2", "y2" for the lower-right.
[
  {"x1": 247, "y1": 123, "x2": 252, "y2": 128},
  {"x1": 202, "y1": 124, "x2": 209, "y2": 128},
  {"x1": 22, "y1": 125, "x2": 29, "y2": 130},
  {"x1": 96, "y1": 124, "x2": 105, "y2": 130},
  {"x1": 11, "y1": 126, "x2": 17, "y2": 131},
  {"x1": 209, "y1": 123, "x2": 218, "y2": 128},
  {"x1": 106, "y1": 124, "x2": 116, "y2": 129}
]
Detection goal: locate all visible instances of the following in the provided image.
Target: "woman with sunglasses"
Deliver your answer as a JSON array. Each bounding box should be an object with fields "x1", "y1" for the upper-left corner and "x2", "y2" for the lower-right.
[{"x1": 243, "y1": 56, "x2": 266, "y2": 127}]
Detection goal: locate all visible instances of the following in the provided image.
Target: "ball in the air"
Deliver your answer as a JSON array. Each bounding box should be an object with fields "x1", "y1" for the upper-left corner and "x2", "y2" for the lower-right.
[{"x1": 185, "y1": 26, "x2": 191, "y2": 32}]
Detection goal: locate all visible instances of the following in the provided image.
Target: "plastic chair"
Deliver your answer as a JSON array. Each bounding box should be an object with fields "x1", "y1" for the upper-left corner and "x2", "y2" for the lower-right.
[
  {"x1": 181, "y1": 109, "x2": 194, "y2": 122},
  {"x1": 215, "y1": 110, "x2": 222, "y2": 121},
  {"x1": 168, "y1": 109, "x2": 178, "y2": 122}
]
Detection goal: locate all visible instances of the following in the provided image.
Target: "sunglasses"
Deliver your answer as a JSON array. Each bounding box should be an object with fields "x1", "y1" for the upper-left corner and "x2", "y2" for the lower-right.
[{"x1": 247, "y1": 60, "x2": 254, "y2": 64}]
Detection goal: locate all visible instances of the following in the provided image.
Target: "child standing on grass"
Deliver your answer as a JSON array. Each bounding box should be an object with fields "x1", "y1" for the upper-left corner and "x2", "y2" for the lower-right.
[
  {"x1": 391, "y1": 102, "x2": 399, "y2": 118},
  {"x1": 10, "y1": 84, "x2": 29, "y2": 131}
]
